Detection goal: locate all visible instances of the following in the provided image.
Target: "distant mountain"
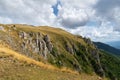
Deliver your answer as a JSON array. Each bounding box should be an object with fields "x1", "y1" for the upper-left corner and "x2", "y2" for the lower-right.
[
  {"x1": 106, "y1": 41, "x2": 120, "y2": 49},
  {"x1": 94, "y1": 42, "x2": 120, "y2": 55}
]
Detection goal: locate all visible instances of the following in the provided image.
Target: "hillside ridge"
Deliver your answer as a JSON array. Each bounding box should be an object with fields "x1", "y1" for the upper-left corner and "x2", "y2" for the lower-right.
[{"x1": 0, "y1": 24, "x2": 120, "y2": 80}]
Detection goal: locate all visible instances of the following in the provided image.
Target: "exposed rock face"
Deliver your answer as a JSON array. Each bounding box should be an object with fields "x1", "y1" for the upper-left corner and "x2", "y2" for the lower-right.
[
  {"x1": 90, "y1": 49, "x2": 105, "y2": 77},
  {"x1": 19, "y1": 31, "x2": 28, "y2": 39},
  {"x1": 84, "y1": 38, "x2": 93, "y2": 46},
  {"x1": 65, "y1": 43, "x2": 74, "y2": 54},
  {"x1": 82, "y1": 38, "x2": 105, "y2": 77},
  {"x1": 18, "y1": 31, "x2": 53, "y2": 59},
  {"x1": 44, "y1": 35, "x2": 53, "y2": 52}
]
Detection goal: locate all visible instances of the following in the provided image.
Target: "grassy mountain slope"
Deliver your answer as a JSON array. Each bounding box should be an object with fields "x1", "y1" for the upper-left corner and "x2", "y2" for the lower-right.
[
  {"x1": 93, "y1": 42, "x2": 120, "y2": 79},
  {"x1": 0, "y1": 24, "x2": 120, "y2": 80},
  {"x1": 94, "y1": 42, "x2": 120, "y2": 55},
  {"x1": 0, "y1": 45, "x2": 103, "y2": 80},
  {"x1": 100, "y1": 50, "x2": 120, "y2": 80},
  {"x1": 0, "y1": 24, "x2": 98, "y2": 74}
]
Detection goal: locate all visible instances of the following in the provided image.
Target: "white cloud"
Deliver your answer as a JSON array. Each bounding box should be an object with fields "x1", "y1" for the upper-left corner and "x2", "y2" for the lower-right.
[
  {"x1": 0, "y1": 0, "x2": 98, "y2": 28},
  {"x1": 94, "y1": 0, "x2": 120, "y2": 31},
  {"x1": 56, "y1": 0, "x2": 98, "y2": 28},
  {"x1": 0, "y1": 16, "x2": 12, "y2": 24},
  {"x1": 69, "y1": 22, "x2": 120, "y2": 42},
  {"x1": 60, "y1": 0, "x2": 97, "y2": 8},
  {"x1": 62, "y1": 0, "x2": 120, "y2": 42},
  {"x1": 58, "y1": 8, "x2": 89, "y2": 28},
  {"x1": 0, "y1": 0, "x2": 57, "y2": 26}
]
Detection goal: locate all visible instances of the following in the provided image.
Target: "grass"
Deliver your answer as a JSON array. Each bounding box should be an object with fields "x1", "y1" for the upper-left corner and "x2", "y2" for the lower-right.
[
  {"x1": 100, "y1": 50, "x2": 120, "y2": 79},
  {"x1": 0, "y1": 45, "x2": 107, "y2": 80},
  {"x1": 0, "y1": 46, "x2": 79, "y2": 74},
  {"x1": 0, "y1": 58, "x2": 102, "y2": 80}
]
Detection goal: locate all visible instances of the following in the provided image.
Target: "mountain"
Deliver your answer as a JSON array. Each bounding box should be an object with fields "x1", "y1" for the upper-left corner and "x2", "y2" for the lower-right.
[
  {"x1": 0, "y1": 24, "x2": 120, "y2": 80},
  {"x1": 107, "y1": 41, "x2": 120, "y2": 49},
  {"x1": 94, "y1": 42, "x2": 120, "y2": 56}
]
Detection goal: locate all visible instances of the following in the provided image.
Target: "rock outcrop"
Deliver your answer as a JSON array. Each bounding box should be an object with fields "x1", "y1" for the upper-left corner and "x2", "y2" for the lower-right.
[
  {"x1": 84, "y1": 38, "x2": 105, "y2": 77},
  {"x1": 65, "y1": 42, "x2": 74, "y2": 54},
  {"x1": 18, "y1": 31, "x2": 53, "y2": 59},
  {"x1": 44, "y1": 35, "x2": 53, "y2": 52},
  {"x1": 90, "y1": 49, "x2": 105, "y2": 77}
]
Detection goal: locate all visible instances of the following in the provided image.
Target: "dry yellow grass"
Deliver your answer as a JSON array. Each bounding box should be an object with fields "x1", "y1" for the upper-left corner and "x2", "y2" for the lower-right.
[
  {"x1": 0, "y1": 45, "x2": 79, "y2": 74},
  {"x1": 12, "y1": 25, "x2": 86, "y2": 45},
  {"x1": 0, "y1": 47, "x2": 56, "y2": 69},
  {"x1": 38, "y1": 26, "x2": 86, "y2": 45},
  {"x1": 0, "y1": 46, "x2": 108, "y2": 80}
]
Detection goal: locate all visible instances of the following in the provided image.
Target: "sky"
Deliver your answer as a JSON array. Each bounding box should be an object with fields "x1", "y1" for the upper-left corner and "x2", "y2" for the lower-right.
[{"x1": 0, "y1": 0, "x2": 120, "y2": 42}]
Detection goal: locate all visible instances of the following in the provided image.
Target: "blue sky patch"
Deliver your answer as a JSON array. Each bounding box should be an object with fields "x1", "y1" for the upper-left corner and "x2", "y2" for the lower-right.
[{"x1": 52, "y1": 0, "x2": 61, "y2": 16}]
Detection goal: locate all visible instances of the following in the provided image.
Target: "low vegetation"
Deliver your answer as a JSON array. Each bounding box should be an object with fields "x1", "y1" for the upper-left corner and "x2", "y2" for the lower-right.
[
  {"x1": 0, "y1": 45, "x2": 105, "y2": 80},
  {"x1": 100, "y1": 50, "x2": 120, "y2": 79}
]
